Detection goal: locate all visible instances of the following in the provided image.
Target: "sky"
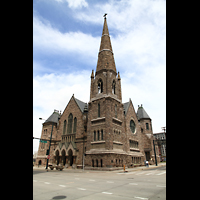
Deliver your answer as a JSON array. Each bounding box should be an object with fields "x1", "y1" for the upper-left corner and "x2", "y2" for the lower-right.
[{"x1": 33, "y1": 0, "x2": 166, "y2": 154}]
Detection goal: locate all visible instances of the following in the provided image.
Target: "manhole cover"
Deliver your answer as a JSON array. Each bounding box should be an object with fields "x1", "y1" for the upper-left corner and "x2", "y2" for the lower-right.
[{"x1": 52, "y1": 195, "x2": 67, "y2": 199}]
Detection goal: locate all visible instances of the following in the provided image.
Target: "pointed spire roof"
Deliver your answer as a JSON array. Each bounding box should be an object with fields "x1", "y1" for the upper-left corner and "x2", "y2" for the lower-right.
[
  {"x1": 44, "y1": 110, "x2": 61, "y2": 124},
  {"x1": 137, "y1": 105, "x2": 151, "y2": 120},
  {"x1": 96, "y1": 15, "x2": 117, "y2": 75}
]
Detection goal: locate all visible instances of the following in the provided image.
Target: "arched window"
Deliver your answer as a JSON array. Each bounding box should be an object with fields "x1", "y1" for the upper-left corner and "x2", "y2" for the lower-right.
[
  {"x1": 63, "y1": 120, "x2": 66, "y2": 135},
  {"x1": 112, "y1": 80, "x2": 116, "y2": 94},
  {"x1": 98, "y1": 103, "x2": 100, "y2": 117},
  {"x1": 101, "y1": 130, "x2": 103, "y2": 140},
  {"x1": 98, "y1": 79, "x2": 103, "y2": 93},
  {"x1": 67, "y1": 113, "x2": 73, "y2": 134},
  {"x1": 94, "y1": 131, "x2": 96, "y2": 141},
  {"x1": 73, "y1": 117, "x2": 77, "y2": 133},
  {"x1": 97, "y1": 130, "x2": 100, "y2": 141},
  {"x1": 96, "y1": 159, "x2": 98, "y2": 167},
  {"x1": 130, "y1": 120, "x2": 136, "y2": 133},
  {"x1": 115, "y1": 104, "x2": 117, "y2": 118}
]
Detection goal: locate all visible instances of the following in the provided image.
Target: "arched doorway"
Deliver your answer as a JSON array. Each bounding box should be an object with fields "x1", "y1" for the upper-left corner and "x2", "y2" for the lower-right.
[
  {"x1": 100, "y1": 159, "x2": 103, "y2": 167},
  {"x1": 61, "y1": 149, "x2": 66, "y2": 166},
  {"x1": 55, "y1": 150, "x2": 60, "y2": 165},
  {"x1": 68, "y1": 149, "x2": 73, "y2": 166},
  {"x1": 39, "y1": 160, "x2": 42, "y2": 165}
]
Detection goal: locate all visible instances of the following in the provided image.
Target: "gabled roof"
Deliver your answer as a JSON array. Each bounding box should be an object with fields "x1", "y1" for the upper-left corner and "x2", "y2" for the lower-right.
[
  {"x1": 123, "y1": 101, "x2": 130, "y2": 116},
  {"x1": 74, "y1": 97, "x2": 88, "y2": 113},
  {"x1": 44, "y1": 110, "x2": 61, "y2": 124},
  {"x1": 136, "y1": 106, "x2": 151, "y2": 120}
]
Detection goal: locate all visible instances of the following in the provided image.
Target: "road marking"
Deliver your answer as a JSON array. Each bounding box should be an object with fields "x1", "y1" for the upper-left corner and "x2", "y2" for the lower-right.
[
  {"x1": 128, "y1": 172, "x2": 136, "y2": 174},
  {"x1": 134, "y1": 197, "x2": 148, "y2": 200},
  {"x1": 156, "y1": 171, "x2": 166, "y2": 175},
  {"x1": 129, "y1": 183, "x2": 138, "y2": 185},
  {"x1": 77, "y1": 188, "x2": 86, "y2": 190},
  {"x1": 156, "y1": 185, "x2": 166, "y2": 187},
  {"x1": 44, "y1": 182, "x2": 50, "y2": 184},
  {"x1": 75, "y1": 178, "x2": 80, "y2": 180},
  {"x1": 136, "y1": 172, "x2": 145, "y2": 175},
  {"x1": 89, "y1": 179, "x2": 95, "y2": 181},
  {"x1": 145, "y1": 172, "x2": 153, "y2": 175},
  {"x1": 107, "y1": 181, "x2": 114, "y2": 183},
  {"x1": 33, "y1": 180, "x2": 37, "y2": 182},
  {"x1": 59, "y1": 185, "x2": 66, "y2": 187},
  {"x1": 102, "y1": 192, "x2": 112, "y2": 194}
]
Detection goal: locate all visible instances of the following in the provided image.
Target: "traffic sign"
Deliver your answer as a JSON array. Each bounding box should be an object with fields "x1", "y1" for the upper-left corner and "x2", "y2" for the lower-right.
[
  {"x1": 40, "y1": 140, "x2": 47, "y2": 143},
  {"x1": 47, "y1": 155, "x2": 50, "y2": 159}
]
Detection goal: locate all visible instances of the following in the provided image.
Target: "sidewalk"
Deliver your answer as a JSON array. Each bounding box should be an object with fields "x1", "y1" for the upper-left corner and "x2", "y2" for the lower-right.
[
  {"x1": 33, "y1": 162, "x2": 166, "y2": 173},
  {"x1": 115, "y1": 162, "x2": 166, "y2": 173}
]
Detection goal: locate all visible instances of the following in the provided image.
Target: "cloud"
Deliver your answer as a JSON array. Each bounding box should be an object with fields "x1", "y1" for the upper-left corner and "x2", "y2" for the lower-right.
[
  {"x1": 33, "y1": 16, "x2": 99, "y2": 57},
  {"x1": 33, "y1": 71, "x2": 91, "y2": 153},
  {"x1": 55, "y1": 0, "x2": 88, "y2": 9}
]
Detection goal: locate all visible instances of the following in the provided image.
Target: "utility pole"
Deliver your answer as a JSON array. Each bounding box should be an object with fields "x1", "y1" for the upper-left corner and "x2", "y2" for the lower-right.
[
  {"x1": 153, "y1": 140, "x2": 157, "y2": 166},
  {"x1": 45, "y1": 124, "x2": 53, "y2": 170}
]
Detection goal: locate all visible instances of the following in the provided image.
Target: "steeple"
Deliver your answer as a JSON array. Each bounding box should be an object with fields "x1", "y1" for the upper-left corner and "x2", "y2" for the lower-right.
[{"x1": 96, "y1": 15, "x2": 117, "y2": 76}]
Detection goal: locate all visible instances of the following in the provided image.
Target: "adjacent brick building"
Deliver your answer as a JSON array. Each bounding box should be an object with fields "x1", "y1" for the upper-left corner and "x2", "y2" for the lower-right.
[{"x1": 36, "y1": 16, "x2": 160, "y2": 169}]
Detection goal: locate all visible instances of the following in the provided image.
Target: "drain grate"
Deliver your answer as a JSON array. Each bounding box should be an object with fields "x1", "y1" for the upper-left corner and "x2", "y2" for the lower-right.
[{"x1": 52, "y1": 195, "x2": 67, "y2": 199}]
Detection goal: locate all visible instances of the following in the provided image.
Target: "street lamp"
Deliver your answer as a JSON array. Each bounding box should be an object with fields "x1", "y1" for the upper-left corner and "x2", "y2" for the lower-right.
[{"x1": 39, "y1": 118, "x2": 54, "y2": 170}]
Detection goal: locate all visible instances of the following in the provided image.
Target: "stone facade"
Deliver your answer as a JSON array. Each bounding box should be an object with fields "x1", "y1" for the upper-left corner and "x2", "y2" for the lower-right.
[{"x1": 36, "y1": 16, "x2": 159, "y2": 169}]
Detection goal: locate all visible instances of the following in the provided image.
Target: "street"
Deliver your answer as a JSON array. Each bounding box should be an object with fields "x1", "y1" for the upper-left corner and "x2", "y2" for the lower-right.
[{"x1": 33, "y1": 166, "x2": 166, "y2": 200}]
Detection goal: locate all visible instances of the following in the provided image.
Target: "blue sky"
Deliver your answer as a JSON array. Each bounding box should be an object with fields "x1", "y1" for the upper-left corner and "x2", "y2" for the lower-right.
[{"x1": 33, "y1": 0, "x2": 166, "y2": 153}]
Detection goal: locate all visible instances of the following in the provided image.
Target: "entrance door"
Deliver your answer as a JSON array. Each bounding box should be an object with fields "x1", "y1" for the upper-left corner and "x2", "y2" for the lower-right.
[
  {"x1": 68, "y1": 149, "x2": 73, "y2": 166},
  {"x1": 145, "y1": 151, "x2": 150, "y2": 161},
  {"x1": 56, "y1": 150, "x2": 60, "y2": 165},
  {"x1": 62, "y1": 150, "x2": 66, "y2": 166}
]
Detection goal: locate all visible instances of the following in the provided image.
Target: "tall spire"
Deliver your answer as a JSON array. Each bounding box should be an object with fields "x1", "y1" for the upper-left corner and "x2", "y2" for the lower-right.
[{"x1": 96, "y1": 14, "x2": 117, "y2": 75}]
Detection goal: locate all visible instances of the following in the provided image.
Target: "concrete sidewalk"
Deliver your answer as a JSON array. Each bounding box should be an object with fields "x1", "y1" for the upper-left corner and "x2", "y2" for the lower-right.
[
  {"x1": 33, "y1": 162, "x2": 166, "y2": 173},
  {"x1": 114, "y1": 162, "x2": 166, "y2": 173}
]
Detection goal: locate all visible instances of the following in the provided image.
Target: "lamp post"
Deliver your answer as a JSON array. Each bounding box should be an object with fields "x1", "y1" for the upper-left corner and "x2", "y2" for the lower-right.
[{"x1": 39, "y1": 118, "x2": 54, "y2": 170}]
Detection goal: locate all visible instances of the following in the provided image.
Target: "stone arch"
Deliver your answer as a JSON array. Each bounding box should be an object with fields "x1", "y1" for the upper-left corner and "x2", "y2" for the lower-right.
[
  {"x1": 68, "y1": 149, "x2": 73, "y2": 166},
  {"x1": 55, "y1": 150, "x2": 60, "y2": 165},
  {"x1": 97, "y1": 79, "x2": 103, "y2": 93}
]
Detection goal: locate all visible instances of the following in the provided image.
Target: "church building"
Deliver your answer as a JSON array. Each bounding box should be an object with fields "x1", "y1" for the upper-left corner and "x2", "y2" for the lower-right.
[{"x1": 36, "y1": 16, "x2": 160, "y2": 169}]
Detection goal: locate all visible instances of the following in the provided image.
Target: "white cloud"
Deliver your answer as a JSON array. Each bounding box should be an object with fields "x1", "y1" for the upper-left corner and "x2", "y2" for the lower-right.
[
  {"x1": 55, "y1": 0, "x2": 88, "y2": 9},
  {"x1": 33, "y1": 71, "x2": 90, "y2": 153},
  {"x1": 33, "y1": 16, "x2": 99, "y2": 59}
]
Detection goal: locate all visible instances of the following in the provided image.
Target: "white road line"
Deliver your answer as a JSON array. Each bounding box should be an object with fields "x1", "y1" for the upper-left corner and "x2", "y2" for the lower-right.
[
  {"x1": 89, "y1": 179, "x2": 95, "y2": 181},
  {"x1": 145, "y1": 172, "x2": 153, "y2": 175},
  {"x1": 44, "y1": 182, "x2": 50, "y2": 184},
  {"x1": 75, "y1": 178, "x2": 80, "y2": 180},
  {"x1": 33, "y1": 180, "x2": 37, "y2": 182},
  {"x1": 156, "y1": 185, "x2": 166, "y2": 187},
  {"x1": 129, "y1": 183, "x2": 138, "y2": 185},
  {"x1": 107, "y1": 181, "x2": 114, "y2": 183},
  {"x1": 102, "y1": 192, "x2": 113, "y2": 195},
  {"x1": 136, "y1": 172, "x2": 145, "y2": 175},
  {"x1": 77, "y1": 188, "x2": 86, "y2": 190},
  {"x1": 156, "y1": 171, "x2": 166, "y2": 175},
  {"x1": 128, "y1": 172, "x2": 136, "y2": 174},
  {"x1": 134, "y1": 197, "x2": 148, "y2": 200},
  {"x1": 59, "y1": 185, "x2": 66, "y2": 187}
]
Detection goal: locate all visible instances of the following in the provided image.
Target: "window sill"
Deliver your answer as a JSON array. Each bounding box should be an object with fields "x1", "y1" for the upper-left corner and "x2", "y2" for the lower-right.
[{"x1": 91, "y1": 140, "x2": 105, "y2": 144}]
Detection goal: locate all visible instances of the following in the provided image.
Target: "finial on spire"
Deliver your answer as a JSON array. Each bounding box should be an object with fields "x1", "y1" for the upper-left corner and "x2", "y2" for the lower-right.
[{"x1": 103, "y1": 13, "x2": 107, "y2": 18}]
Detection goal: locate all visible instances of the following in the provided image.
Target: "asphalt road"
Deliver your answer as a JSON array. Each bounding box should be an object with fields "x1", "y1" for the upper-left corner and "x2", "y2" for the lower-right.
[{"x1": 33, "y1": 166, "x2": 166, "y2": 200}]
